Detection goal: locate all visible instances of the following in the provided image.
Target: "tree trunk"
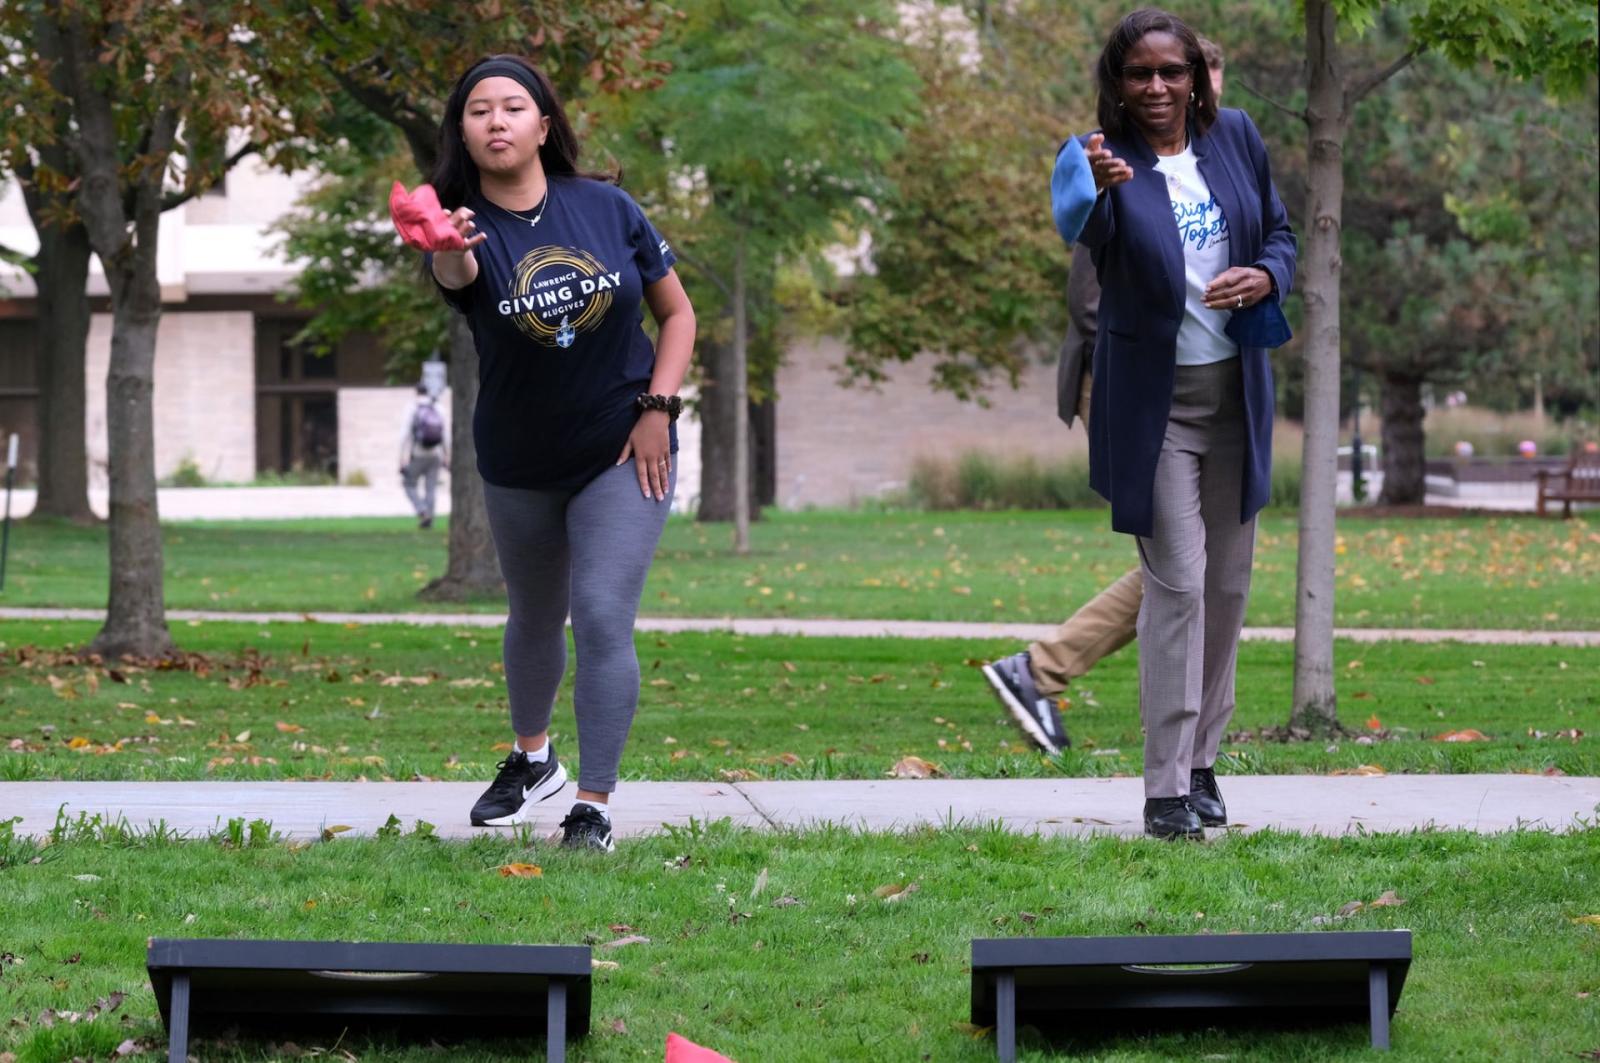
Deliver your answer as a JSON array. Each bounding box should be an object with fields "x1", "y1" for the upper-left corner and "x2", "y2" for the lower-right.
[
  {"x1": 1289, "y1": 0, "x2": 1344, "y2": 734},
  {"x1": 28, "y1": 220, "x2": 97, "y2": 523},
  {"x1": 751, "y1": 397, "x2": 776, "y2": 508},
  {"x1": 419, "y1": 314, "x2": 502, "y2": 601},
  {"x1": 1378, "y1": 371, "x2": 1426, "y2": 504},
  {"x1": 696, "y1": 334, "x2": 739, "y2": 522},
  {"x1": 695, "y1": 336, "x2": 766, "y2": 521},
  {"x1": 731, "y1": 238, "x2": 751, "y2": 554},
  {"x1": 88, "y1": 257, "x2": 173, "y2": 659}
]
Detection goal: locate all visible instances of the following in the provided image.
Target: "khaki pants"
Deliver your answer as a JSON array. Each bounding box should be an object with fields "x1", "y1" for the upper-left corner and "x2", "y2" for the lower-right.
[{"x1": 1028, "y1": 369, "x2": 1143, "y2": 695}]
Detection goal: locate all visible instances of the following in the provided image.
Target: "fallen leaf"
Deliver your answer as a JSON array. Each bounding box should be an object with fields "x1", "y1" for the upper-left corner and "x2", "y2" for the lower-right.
[
  {"x1": 1330, "y1": 764, "x2": 1387, "y2": 776},
  {"x1": 602, "y1": 934, "x2": 650, "y2": 949},
  {"x1": 1369, "y1": 890, "x2": 1406, "y2": 908},
  {"x1": 320, "y1": 825, "x2": 353, "y2": 841},
  {"x1": 1336, "y1": 900, "x2": 1365, "y2": 917},
  {"x1": 889, "y1": 755, "x2": 943, "y2": 779},
  {"x1": 1571, "y1": 914, "x2": 1600, "y2": 926},
  {"x1": 496, "y1": 863, "x2": 543, "y2": 878},
  {"x1": 591, "y1": 959, "x2": 620, "y2": 971},
  {"x1": 1365, "y1": 714, "x2": 1383, "y2": 732},
  {"x1": 72, "y1": 874, "x2": 101, "y2": 882},
  {"x1": 718, "y1": 768, "x2": 758, "y2": 782},
  {"x1": 751, "y1": 867, "x2": 769, "y2": 900},
  {"x1": 609, "y1": 1018, "x2": 627, "y2": 1035},
  {"x1": 770, "y1": 895, "x2": 802, "y2": 908},
  {"x1": 275, "y1": 721, "x2": 304, "y2": 734},
  {"x1": 1415, "y1": 676, "x2": 1435, "y2": 686},
  {"x1": 234, "y1": 729, "x2": 252, "y2": 743},
  {"x1": 874, "y1": 881, "x2": 920, "y2": 903},
  {"x1": 1431, "y1": 729, "x2": 1490, "y2": 743}
]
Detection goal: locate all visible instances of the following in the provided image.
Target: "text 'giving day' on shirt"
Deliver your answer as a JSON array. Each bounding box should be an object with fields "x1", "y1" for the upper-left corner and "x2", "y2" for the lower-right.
[
  {"x1": 430, "y1": 176, "x2": 677, "y2": 491},
  {"x1": 1152, "y1": 143, "x2": 1239, "y2": 367}
]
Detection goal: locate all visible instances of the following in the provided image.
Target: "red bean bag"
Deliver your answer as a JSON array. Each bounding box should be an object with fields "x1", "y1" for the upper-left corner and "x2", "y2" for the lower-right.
[
  {"x1": 665, "y1": 1032, "x2": 734, "y2": 1062},
  {"x1": 388, "y1": 181, "x2": 466, "y2": 252}
]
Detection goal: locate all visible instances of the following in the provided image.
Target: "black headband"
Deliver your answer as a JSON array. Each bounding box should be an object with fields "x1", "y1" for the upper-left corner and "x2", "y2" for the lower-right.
[{"x1": 463, "y1": 59, "x2": 550, "y2": 112}]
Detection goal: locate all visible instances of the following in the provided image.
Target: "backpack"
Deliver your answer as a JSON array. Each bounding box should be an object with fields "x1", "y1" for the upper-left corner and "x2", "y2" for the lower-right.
[{"x1": 412, "y1": 402, "x2": 445, "y2": 448}]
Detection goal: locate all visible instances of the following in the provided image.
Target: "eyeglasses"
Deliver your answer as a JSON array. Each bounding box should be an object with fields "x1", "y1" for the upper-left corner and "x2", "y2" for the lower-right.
[{"x1": 1121, "y1": 64, "x2": 1193, "y2": 86}]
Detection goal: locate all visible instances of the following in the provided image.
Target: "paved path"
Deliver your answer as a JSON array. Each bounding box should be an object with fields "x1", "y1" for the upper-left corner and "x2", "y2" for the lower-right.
[
  {"x1": 7, "y1": 776, "x2": 1596, "y2": 841},
  {"x1": 4, "y1": 606, "x2": 1596, "y2": 646}
]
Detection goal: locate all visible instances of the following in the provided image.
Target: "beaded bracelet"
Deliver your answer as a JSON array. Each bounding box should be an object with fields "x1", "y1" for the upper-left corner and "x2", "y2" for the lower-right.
[{"x1": 635, "y1": 393, "x2": 683, "y2": 422}]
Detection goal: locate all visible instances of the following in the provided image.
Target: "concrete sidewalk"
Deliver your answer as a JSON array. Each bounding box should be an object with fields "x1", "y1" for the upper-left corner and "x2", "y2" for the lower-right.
[
  {"x1": 4, "y1": 606, "x2": 1596, "y2": 646},
  {"x1": 7, "y1": 775, "x2": 1596, "y2": 842}
]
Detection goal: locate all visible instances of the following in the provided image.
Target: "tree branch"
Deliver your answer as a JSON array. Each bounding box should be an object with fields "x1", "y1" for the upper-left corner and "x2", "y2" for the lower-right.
[
  {"x1": 160, "y1": 141, "x2": 260, "y2": 211},
  {"x1": 1234, "y1": 77, "x2": 1306, "y2": 123},
  {"x1": 1346, "y1": 47, "x2": 1419, "y2": 108},
  {"x1": 333, "y1": 68, "x2": 441, "y2": 176},
  {"x1": 670, "y1": 247, "x2": 733, "y2": 302}
]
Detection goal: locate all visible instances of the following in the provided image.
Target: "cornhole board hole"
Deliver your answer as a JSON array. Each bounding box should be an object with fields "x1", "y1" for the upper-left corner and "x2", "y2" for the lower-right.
[
  {"x1": 971, "y1": 930, "x2": 1411, "y2": 1060},
  {"x1": 148, "y1": 938, "x2": 591, "y2": 1063}
]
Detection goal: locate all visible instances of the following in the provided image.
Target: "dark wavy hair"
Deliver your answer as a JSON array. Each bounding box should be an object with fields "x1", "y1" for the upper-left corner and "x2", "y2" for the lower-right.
[
  {"x1": 429, "y1": 54, "x2": 614, "y2": 210},
  {"x1": 1095, "y1": 9, "x2": 1218, "y2": 140}
]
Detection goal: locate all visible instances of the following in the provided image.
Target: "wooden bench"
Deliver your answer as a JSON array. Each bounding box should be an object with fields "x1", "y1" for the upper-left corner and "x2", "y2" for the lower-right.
[{"x1": 1536, "y1": 443, "x2": 1600, "y2": 517}]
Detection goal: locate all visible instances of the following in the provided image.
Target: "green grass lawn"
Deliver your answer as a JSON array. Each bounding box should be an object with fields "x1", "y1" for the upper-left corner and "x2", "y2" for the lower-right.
[
  {"x1": 2, "y1": 822, "x2": 1596, "y2": 1061},
  {"x1": 4, "y1": 622, "x2": 1594, "y2": 783},
  {"x1": 6, "y1": 509, "x2": 1596, "y2": 628}
]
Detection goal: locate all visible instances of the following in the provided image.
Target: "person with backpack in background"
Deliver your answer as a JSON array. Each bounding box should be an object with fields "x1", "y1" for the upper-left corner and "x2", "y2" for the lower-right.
[{"x1": 401, "y1": 383, "x2": 449, "y2": 529}]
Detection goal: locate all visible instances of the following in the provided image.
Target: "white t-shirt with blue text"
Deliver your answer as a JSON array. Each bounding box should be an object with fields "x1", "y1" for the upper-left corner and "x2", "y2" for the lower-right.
[{"x1": 1153, "y1": 143, "x2": 1239, "y2": 366}]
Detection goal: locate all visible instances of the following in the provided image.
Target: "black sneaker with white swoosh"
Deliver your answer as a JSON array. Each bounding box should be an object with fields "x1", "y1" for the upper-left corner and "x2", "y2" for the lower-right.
[
  {"x1": 981, "y1": 651, "x2": 1070, "y2": 755},
  {"x1": 469, "y1": 746, "x2": 568, "y2": 827}
]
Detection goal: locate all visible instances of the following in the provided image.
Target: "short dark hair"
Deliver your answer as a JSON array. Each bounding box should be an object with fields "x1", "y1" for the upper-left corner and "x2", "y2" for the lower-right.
[
  {"x1": 1095, "y1": 9, "x2": 1218, "y2": 140},
  {"x1": 429, "y1": 55, "x2": 614, "y2": 211}
]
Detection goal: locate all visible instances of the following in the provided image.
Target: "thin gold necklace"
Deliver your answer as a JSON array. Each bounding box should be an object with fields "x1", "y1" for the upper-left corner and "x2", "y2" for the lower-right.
[{"x1": 498, "y1": 183, "x2": 550, "y2": 228}]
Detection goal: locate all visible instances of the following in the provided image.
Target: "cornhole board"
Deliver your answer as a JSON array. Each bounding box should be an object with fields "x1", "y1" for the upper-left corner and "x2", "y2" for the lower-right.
[
  {"x1": 148, "y1": 938, "x2": 590, "y2": 1063},
  {"x1": 971, "y1": 930, "x2": 1411, "y2": 1060}
]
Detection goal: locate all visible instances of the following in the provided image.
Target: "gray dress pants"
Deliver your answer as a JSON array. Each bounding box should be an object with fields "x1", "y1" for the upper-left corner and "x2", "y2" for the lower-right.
[{"x1": 1135, "y1": 358, "x2": 1257, "y2": 798}]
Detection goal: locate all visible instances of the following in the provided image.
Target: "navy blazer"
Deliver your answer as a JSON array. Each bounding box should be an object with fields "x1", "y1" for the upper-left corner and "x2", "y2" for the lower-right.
[{"x1": 1075, "y1": 108, "x2": 1296, "y2": 537}]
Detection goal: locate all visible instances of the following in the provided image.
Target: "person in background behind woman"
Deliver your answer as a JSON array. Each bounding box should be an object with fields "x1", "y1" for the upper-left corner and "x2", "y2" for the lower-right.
[
  {"x1": 421, "y1": 55, "x2": 695, "y2": 851},
  {"x1": 1072, "y1": 9, "x2": 1296, "y2": 839}
]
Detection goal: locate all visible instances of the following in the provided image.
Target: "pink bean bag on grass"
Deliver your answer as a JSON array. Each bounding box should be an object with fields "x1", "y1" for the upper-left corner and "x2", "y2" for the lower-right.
[
  {"x1": 665, "y1": 1032, "x2": 734, "y2": 1062},
  {"x1": 388, "y1": 181, "x2": 467, "y2": 252}
]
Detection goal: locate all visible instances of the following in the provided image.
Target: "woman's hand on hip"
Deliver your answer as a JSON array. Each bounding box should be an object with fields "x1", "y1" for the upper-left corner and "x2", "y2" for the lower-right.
[
  {"x1": 1086, "y1": 133, "x2": 1133, "y2": 193},
  {"x1": 1203, "y1": 266, "x2": 1273, "y2": 311},
  {"x1": 617, "y1": 409, "x2": 673, "y2": 502}
]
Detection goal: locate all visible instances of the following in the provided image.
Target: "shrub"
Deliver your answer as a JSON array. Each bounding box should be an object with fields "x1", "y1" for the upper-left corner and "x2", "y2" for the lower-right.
[
  {"x1": 167, "y1": 455, "x2": 206, "y2": 487},
  {"x1": 907, "y1": 452, "x2": 1104, "y2": 511}
]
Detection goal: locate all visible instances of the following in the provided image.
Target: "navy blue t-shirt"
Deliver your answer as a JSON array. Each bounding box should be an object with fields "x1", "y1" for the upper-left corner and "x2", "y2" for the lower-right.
[{"x1": 432, "y1": 176, "x2": 677, "y2": 491}]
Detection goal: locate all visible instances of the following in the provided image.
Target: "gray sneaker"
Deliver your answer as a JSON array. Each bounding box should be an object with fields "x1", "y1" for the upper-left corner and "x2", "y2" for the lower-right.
[{"x1": 981, "y1": 651, "x2": 1069, "y2": 754}]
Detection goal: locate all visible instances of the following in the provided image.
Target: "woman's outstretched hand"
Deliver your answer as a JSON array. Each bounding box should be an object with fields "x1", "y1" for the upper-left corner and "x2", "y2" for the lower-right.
[
  {"x1": 389, "y1": 182, "x2": 485, "y2": 253},
  {"x1": 1086, "y1": 133, "x2": 1133, "y2": 192}
]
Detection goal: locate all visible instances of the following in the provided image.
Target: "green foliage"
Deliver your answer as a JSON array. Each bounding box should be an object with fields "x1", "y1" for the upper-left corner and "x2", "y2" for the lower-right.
[
  {"x1": 839, "y1": 1, "x2": 1117, "y2": 397},
  {"x1": 598, "y1": 0, "x2": 921, "y2": 380},
  {"x1": 162, "y1": 455, "x2": 206, "y2": 489},
  {"x1": 906, "y1": 452, "x2": 1104, "y2": 511}
]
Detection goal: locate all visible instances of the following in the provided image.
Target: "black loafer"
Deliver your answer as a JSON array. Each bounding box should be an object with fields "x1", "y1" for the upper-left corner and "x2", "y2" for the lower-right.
[
  {"x1": 1188, "y1": 766, "x2": 1227, "y2": 827},
  {"x1": 1143, "y1": 796, "x2": 1203, "y2": 840}
]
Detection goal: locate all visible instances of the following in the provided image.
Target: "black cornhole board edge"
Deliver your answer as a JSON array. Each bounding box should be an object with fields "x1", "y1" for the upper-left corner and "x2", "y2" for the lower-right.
[
  {"x1": 147, "y1": 938, "x2": 591, "y2": 1063},
  {"x1": 971, "y1": 931, "x2": 1412, "y2": 1061}
]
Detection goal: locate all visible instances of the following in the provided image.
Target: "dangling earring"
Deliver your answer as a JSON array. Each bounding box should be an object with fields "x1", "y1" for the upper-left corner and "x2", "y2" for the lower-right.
[
  {"x1": 1117, "y1": 100, "x2": 1125, "y2": 108},
  {"x1": 1189, "y1": 91, "x2": 1196, "y2": 102}
]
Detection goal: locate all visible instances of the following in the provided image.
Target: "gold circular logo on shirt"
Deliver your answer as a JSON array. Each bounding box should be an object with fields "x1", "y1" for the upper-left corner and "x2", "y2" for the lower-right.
[{"x1": 508, "y1": 246, "x2": 614, "y2": 347}]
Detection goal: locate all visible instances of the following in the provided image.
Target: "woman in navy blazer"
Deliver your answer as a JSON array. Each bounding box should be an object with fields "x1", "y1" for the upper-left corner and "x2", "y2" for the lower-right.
[{"x1": 1064, "y1": 9, "x2": 1296, "y2": 839}]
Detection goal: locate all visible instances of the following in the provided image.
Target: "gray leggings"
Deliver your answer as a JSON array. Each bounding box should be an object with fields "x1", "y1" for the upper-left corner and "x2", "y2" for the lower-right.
[{"x1": 483, "y1": 461, "x2": 675, "y2": 793}]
